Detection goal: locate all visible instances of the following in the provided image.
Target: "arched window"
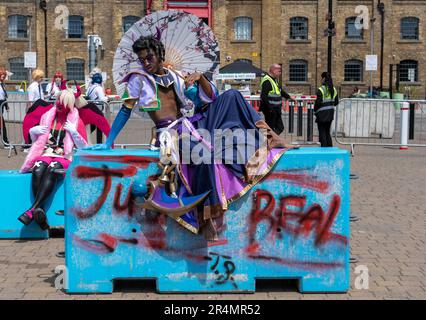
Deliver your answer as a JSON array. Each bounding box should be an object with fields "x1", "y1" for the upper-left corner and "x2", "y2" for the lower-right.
[
  {"x1": 399, "y1": 60, "x2": 418, "y2": 82},
  {"x1": 122, "y1": 16, "x2": 140, "y2": 33},
  {"x1": 344, "y1": 59, "x2": 363, "y2": 82},
  {"x1": 8, "y1": 57, "x2": 26, "y2": 80},
  {"x1": 290, "y1": 17, "x2": 308, "y2": 40},
  {"x1": 289, "y1": 60, "x2": 308, "y2": 82},
  {"x1": 401, "y1": 17, "x2": 419, "y2": 40},
  {"x1": 345, "y1": 17, "x2": 363, "y2": 39},
  {"x1": 234, "y1": 17, "x2": 252, "y2": 41},
  {"x1": 68, "y1": 15, "x2": 84, "y2": 39},
  {"x1": 66, "y1": 58, "x2": 85, "y2": 81},
  {"x1": 8, "y1": 15, "x2": 28, "y2": 39}
]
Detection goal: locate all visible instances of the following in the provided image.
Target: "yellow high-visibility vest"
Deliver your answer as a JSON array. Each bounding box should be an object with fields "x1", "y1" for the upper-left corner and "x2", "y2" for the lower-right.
[{"x1": 260, "y1": 74, "x2": 282, "y2": 106}]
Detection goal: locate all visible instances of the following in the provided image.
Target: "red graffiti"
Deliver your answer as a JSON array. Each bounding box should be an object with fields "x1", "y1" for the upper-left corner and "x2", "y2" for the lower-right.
[
  {"x1": 246, "y1": 190, "x2": 347, "y2": 254},
  {"x1": 72, "y1": 165, "x2": 137, "y2": 219},
  {"x1": 81, "y1": 155, "x2": 158, "y2": 169},
  {"x1": 73, "y1": 231, "x2": 214, "y2": 263},
  {"x1": 73, "y1": 234, "x2": 138, "y2": 254},
  {"x1": 114, "y1": 182, "x2": 135, "y2": 217},
  {"x1": 266, "y1": 171, "x2": 329, "y2": 194}
]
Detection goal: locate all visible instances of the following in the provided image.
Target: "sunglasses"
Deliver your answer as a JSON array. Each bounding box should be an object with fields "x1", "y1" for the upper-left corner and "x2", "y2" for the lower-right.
[{"x1": 139, "y1": 53, "x2": 155, "y2": 64}]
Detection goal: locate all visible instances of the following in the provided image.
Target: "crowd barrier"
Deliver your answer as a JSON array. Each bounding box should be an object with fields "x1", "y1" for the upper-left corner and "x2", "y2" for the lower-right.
[
  {"x1": 246, "y1": 96, "x2": 318, "y2": 145},
  {"x1": 65, "y1": 147, "x2": 350, "y2": 293},
  {"x1": 0, "y1": 99, "x2": 109, "y2": 157},
  {"x1": 4, "y1": 95, "x2": 425, "y2": 158},
  {"x1": 1, "y1": 95, "x2": 320, "y2": 156},
  {"x1": 0, "y1": 170, "x2": 64, "y2": 239},
  {"x1": 334, "y1": 98, "x2": 426, "y2": 154}
]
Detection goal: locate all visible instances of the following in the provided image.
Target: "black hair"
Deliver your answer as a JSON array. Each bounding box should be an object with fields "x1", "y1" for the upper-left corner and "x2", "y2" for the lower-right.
[
  {"x1": 132, "y1": 35, "x2": 166, "y2": 62},
  {"x1": 321, "y1": 71, "x2": 334, "y2": 95}
]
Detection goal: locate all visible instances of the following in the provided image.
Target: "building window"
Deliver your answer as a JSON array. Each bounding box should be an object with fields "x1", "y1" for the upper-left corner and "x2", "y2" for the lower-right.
[
  {"x1": 345, "y1": 17, "x2": 363, "y2": 40},
  {"x1": 344, "y1": 59, "x2": 363, "y2": 82},
  {"x1": 8, "y1": 15, "x2": 28, "y2": 39},
  {"x1": 123, "y1": 16, "x2": 140, "y2": 33},
  {"x1": 289, "y1": 60, "x2": 308, "y2": 82},
  {"x1": 401, "y1": 17, "x2": 419, "y2": 40},
  {"x1": 66, "y1": 58, "x2": 85, "y2": 81},
  {"x1": 67, "y1": 15, "x2": 84, "y2": 39},
  {"x1": 290, "y1": 17, "x2": 308, "y2": 40},
  {"x1": 234, "y1": 17, "x2": 252, "y2": 41},
  {"x1": 9, "y1": 57, "x2": 27, "y2": 80},
  {"x1": 399, "y1": 60, "x2": 418, "y2": 82}
]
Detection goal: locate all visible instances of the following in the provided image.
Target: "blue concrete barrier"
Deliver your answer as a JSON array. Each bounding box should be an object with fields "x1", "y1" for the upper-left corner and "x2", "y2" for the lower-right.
[
  {"x1": 65, "y1": 148, "x2": 350, "y2": 293},
  {"x1": 0, "y1": 170, "x2": 64, "y2": 239}
]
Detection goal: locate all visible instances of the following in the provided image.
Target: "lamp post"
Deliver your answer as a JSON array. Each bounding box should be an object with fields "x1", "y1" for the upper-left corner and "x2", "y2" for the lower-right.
[
  {"x1": 39, "y1": 0, "x2": 48, "y2": 76},
  {"x1": 326, "y1": 0, "x2": 335, "y2": 75},
  {"x1": 378, "y1": 0, "x2": 385, "y2": 90},
  {"x1": 26, "y1": 15, "x2": 33, "y2": 82}
]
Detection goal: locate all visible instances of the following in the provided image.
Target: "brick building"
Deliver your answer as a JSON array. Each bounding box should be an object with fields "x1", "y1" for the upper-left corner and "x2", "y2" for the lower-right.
[{"x1": 1, "y1": 0, "x2": 425, "y2": 98}]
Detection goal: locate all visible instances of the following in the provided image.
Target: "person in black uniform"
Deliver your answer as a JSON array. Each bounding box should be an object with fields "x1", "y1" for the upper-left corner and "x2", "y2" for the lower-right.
[
  {"x1": 314, "y1": 72, "x2": 339, "y2": 147},
  {"x1": 0, "y1": 67, "x2": 9, "y2": 146},
  {"x1": 260, "y1": 64, "x2": 294, "y2": 135}
]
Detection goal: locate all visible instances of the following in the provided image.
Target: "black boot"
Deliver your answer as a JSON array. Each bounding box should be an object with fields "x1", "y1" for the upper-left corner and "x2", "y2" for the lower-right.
[
  {"x1": 18, "y1": 209, "x2": 34, "y2": 226},
  {"x1": 34, "y1": 208, "x2": 49, "y2": 230}
]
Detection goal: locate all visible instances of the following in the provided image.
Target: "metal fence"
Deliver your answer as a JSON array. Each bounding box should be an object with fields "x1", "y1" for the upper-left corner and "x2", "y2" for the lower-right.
[
  {"x1": 245, "y1": 96, "x2": 319, "y2": 145},
  {"x1": 4, "y1": 95, "x2": 424, "y2": 158},
  {"x1": 334, "y1": 98, "x2": 426, "y2": 154},
  {"x1": 1, "y1": 96, "x2": 321, "y2": 157},
  {"x1": 0, "y1": 99, "x2": 110, "y2": 157},
  {"x1": 107, "y1": 100, "x2": 154, "y2": 148}
]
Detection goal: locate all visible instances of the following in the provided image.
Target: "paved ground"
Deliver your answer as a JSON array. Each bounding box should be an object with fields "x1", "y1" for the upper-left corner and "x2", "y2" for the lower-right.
[{"x1": 0, "y1": 137, "x2": 425, "y2": 300}]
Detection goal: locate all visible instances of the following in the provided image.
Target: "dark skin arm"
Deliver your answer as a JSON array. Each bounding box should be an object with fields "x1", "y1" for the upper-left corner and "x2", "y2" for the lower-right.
[{"x1": 184, "y1": 72, "x2": 213, "y2": 99}]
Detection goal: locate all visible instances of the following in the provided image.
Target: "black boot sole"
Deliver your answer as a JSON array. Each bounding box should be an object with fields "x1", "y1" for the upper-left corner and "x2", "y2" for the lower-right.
[
  {"x1": 18, "y1": 213, "x2": 32, "y2": 226},
  {"x1": 34, "y1": 209, "x2": 50, "y2": 230}
]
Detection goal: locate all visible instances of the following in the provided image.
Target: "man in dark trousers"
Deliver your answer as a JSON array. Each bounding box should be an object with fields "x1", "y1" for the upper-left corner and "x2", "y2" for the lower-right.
[{"x1": 260, "y1": 64, "x2": 293, "y2": 135}]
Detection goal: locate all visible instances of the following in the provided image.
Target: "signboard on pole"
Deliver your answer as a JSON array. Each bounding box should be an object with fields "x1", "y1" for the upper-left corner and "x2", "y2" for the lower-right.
[
  {"x1": 214, "y1": 73, "x2": 256, "y2": 80},
  {"x1": 24, "y1": 52, "x2": 37, "y2": 69},
  {"x1": 365, "y1": 55, "x2": 378, "y2": 71}
]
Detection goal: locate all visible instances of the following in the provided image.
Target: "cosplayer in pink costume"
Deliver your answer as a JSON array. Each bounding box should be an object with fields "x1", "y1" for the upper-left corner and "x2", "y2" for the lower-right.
[{"x1": 18, "y1": 89, "x2": 88, "y2": 230}]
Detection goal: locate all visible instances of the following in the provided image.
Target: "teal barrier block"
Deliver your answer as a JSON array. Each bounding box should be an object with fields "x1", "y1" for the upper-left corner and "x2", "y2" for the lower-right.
[
  {"x1": 0, "y1": 170, "x2": 64, "y2": 239},
  {"x1": 65, "y1": 148, "x2": 350, "y2": 293}
]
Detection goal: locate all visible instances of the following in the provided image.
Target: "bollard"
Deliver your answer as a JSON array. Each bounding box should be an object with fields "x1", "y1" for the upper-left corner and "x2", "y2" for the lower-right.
[
  {"x1": 400, "y1": 102, "x2": 409, "y2": 150},
  {"x1": 409, "y1": 103, "x2": 415, "y2": 140},
  {"x1": 0, "y1": 170, "x2": 64, "y2": 238},
  {"x1": 297, "y1": 100, "x2": 303, "y2": 137},
  {"x1": 307, "y1": 101, "x2": 314, "y2": 142},
  {"x1": 288, "y1": 100, "x2": 294, "y2": 133}
]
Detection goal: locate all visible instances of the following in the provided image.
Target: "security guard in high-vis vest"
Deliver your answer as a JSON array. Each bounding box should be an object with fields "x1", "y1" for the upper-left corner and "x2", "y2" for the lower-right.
[
  {"x1": 314, "y1": 72, "x2": 339, "y2": 147},
  {"x1": 260, "y1": 64, "x2": 293, "y2": 135}
]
